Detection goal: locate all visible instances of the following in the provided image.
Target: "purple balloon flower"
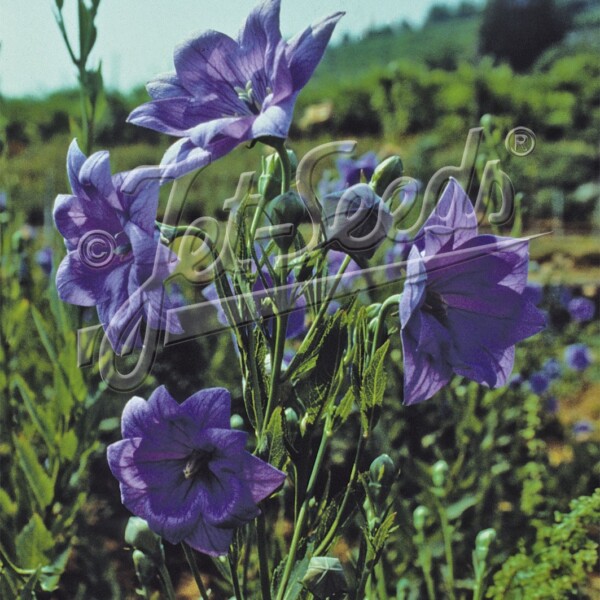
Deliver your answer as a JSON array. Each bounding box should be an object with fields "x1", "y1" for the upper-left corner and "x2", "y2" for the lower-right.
[
  {"x1": 336, "y1": 152, "x2": 378, "y2": 188},
  {"x1": 107, "y1": 386, "x2": 285, "y2": 556},
  {"x1": 567, "y1": 297, "x2": 595, "y2": 322},
  {"x1": 564, "y1": 343, "x2": 592, "y2": 371},
  {"x1": 399, "y1": 179, "x2": 546, "y2": 405},
  {"x1": 127, "y1": 0, "x2": 343, "y2": 180},
  {"x1": 54, "y1": 140, "x2": 181, "y2": 352},
  {"x1": 542, "y1": 357, "x2": 562, "y2": 380}
]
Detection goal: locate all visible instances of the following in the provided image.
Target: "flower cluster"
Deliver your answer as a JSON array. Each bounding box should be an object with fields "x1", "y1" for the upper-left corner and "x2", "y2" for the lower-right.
[{"x1": 52, "y1": 0, "x2": 549, "y2": 567}]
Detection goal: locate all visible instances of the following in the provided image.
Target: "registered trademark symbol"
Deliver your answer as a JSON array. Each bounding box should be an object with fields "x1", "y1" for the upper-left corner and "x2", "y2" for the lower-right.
[{"x1": 505, "y1": 127, "x2": 536, "y2": 157}]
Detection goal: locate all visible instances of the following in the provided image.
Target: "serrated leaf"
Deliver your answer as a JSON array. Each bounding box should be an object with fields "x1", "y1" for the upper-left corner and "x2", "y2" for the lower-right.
[
  {"x1": 15, "y1": 514, "x2": 54, "y2": 569},
  {"x1": 359, "y1": 340, "x2": 389, "y2": 433},
  {"x1": 372, "y1": 511, "x2": 397, "y2": 554},
  {"x1": 333, "y1": 387, "x2": 355, "y2": 426},
  {"x1": 13, "y1": 435, "x2": 54, "y2": 511},
  {"x1": 266, "y1": 406, "x2": 288, "y2": 471}
]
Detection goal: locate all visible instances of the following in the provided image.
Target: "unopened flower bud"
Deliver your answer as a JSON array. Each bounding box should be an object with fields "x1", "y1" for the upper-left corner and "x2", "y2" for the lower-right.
[
  {"x1": 230, "y1": 414, "x2": 245, "y2": 430},
  {"x1": 369, "y1": 156, "x2": 404, "y2": 197},
  {"x1": 475, "y1": 528, "x2": 496, "y2": 561},
  {"x1": 369, "y1": 454, "x2": 396, "y2": 500},
  {"x1": 266, "y1": 191, "x2": 307, "y2": 250},
  {"x1": 125, "y1": 517, "x2": 164, "y2": 563},
  {"x1": 432, "y1": 460, "x2": 449, "y2": 488},
  {"x1": 259, "y1": 150, "x2": 298, "y2": 201},
  {"x1": 132, "y1": 549, "x2": 157, "y2": 587},
  {"x1": 413, "y1": 506, "x2": 429, "y2": 531}
]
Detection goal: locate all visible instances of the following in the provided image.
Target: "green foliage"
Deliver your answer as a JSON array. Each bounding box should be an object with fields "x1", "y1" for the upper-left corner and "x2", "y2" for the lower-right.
[{"x1": 487, "y1": 490, "x2": 600, "y2": 599}]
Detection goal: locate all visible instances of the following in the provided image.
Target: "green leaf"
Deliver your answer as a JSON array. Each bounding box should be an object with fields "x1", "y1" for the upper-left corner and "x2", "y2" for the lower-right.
[
  {"x1": 58, "y1": 430, "x2": 78, "y2": 462},
  {"x1": 372, "y1": 511, "x2": 397, "y2": 555},
  {"x1": 15, "y1": 514, "x2": 54, "y2": 569},
  {"x1": 360, "y1": 340, "x2": 390, "y2": 434},
  {"x1": 266, "y1": 406, "x2": 288, "y2": 471},
  {"x1": 13, "y1": 435, "x2": 54, "y2": 511},
  {"x1": 11, "y1": 375, "x2": 55, "y2": 454},
  {"x1": 446, "y1": 495, "x2": 479, "y2": 521},
  {"x1": 0, "y1": 488, "x2": 17, "y2": 518},
  {"x1": 31, "y1": 307, "x2": 57, "y2": 364},
  {"x1": 39, "y1": 547, "x2": 70, "y2": 592},
  {"x1": 333, "y1": 387, "x2": 355, "y2": 427}
]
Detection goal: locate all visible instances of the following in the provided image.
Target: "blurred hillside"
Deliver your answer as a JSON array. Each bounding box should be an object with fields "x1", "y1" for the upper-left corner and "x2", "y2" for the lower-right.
[{"x1": 1, "y1": 0, "x2": 598, "y2": 229}]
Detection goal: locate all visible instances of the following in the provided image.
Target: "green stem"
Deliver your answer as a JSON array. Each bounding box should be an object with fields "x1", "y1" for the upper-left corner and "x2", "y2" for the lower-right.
[
  {"x1": 437, "y1": 503, "x2": 456, "y2": 600},
  {"x1": 229, "y1": 553, "x2": 244, "y2": 600},
  {"x1": 371, "y1": 294, "x2": 402, "y2": 359},
  {"x1": 416, "y1": 536, "x2": 436, "y2": 600},
  {"x1": 157, "y1": 563, "x2": 178, "y2": 600},
  {"x1": 256, "y1": 512, "x2": 273, "y2": 600},
  {"x1": 275, "y1": 418, "x2": 332, "y2": 600},
  {"x1": 314, "y1": 430, "x2": 365, "y2": 555},
  {"x1": 182, "y1": 544, "x2": 210, "y2": 600},
  {"x1": 375, "y1": 561, "x2": 387, "y2": 600}
]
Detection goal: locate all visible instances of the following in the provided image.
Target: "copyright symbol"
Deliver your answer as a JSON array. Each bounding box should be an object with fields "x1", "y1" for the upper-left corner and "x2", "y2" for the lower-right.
[
  {"x1": 78, "y1": 230, "x2": 116, "y2": 268},
  {"x1": 505, "y1": 127, "x2": 536, "y2": 157}
]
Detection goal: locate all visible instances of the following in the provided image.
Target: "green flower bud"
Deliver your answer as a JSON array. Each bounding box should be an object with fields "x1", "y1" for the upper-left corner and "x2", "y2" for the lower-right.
[
  {"x1": 125, "y1": 517, "x2": 164, "y2": 563},
  {"x1": 431, "y1": 459, "x2": 449, "y2": 488},
  {"x1": 258, "y1": 150, "x2": 298, "y2": 201},
  {"x1": 413, "y1": 506, "x2": 429, "y2": 531},
  {"x1": 266, "y1": 191, "x2": 307, "y2": 250},
  {"x1": 369, "y1": 155, "x2": 404, "y2": 197},
  {"x1": 475, "y1": 529, "x2": 496, "y2": 554},
  {"x1": 301, "y1": 556, "x2": 348, "y2": 600},
  {"x1": 132, "y1": 549, "x2": 157, "y2": 587},
  {"x1": 230, "y1": 414, "x2": 245, "y2": 430},
  {"x1": 369, "y1": 454, "x2": 396, "y2": 500}
]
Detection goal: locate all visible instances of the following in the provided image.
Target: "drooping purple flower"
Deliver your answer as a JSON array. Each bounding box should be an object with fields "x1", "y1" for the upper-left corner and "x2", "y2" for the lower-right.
[
  {"x1": 399, "y1": 179, "x2": 546, "y2": 405},
  {"x1": 326, "y1": 249, "x2": 363, "y2": 290},
  {"x1": 54, "y1": 140, "x2": 182, "y2": 352},
  {"x1": 529, "y1": 372, "x2": 549, "y2": 395},
  {"x1": 564, "y1": 343, "x2": 592, "y2": 371},
  {"x1": 322, "y1": 183, "x2": 393, "y2": 261},
  {"x1": 385, "y1": 234, "x2": 411, "y2": 281},
  {"x1": 567, "y1": 297, "x2": 595, "y2": 322},
  {"x1": 107, "y1": 386, "x2": 285, "y2": 556},
  {"x1": 127, "y1": 0, "x2": 343, "y2": 180}
]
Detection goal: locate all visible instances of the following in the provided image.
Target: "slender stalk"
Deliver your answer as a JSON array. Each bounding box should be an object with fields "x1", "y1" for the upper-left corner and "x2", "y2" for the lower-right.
[
  {"x1": 371, "y1": 294, "x2": 402, "y2": 359},
  {"x1": 275, "y1": 419, "x2": 332, "y2": 600},
  {"x1": 256, "y1": 512, "x2": 273, "y2": 600},
  {"x1": 182, "y1": 543, "x2": 211, "y2": 600},
  {"x1": 314, "y1": 430, "x2": 365, "y2": 555},
  {"x1": 157, "y1": 563, "x2": 178, "y2": 600},
  {"x1": 229, "y1": 553, "x2": 244, "y2": 600},
  {"x1": 437, "y1": 503, "x2": 456, "y2": 600}
]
